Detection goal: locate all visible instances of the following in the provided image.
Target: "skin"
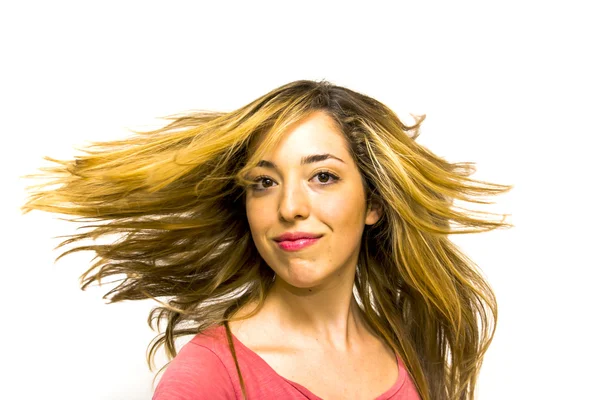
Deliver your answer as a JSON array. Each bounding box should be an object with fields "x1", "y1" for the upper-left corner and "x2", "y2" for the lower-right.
[{"x1": 242, "y1": 110, "x2": 382, "y2": 351}]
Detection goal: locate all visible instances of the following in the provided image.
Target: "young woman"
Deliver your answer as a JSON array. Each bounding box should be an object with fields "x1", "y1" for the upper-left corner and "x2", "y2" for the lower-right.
[{"x1": 22, "y1": 80, "x2": 511, "y2": 399}]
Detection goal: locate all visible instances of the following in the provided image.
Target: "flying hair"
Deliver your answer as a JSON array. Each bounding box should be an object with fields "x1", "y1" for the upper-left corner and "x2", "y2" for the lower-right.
[{"x1": 21, "y1": 79, "x2": 512, "y2": 400}]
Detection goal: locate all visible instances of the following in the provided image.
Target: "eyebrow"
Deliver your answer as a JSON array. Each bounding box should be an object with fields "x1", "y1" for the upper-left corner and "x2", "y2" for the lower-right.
[{"x1": 256, "y1": 153, "x2": 346, "y2": 169}]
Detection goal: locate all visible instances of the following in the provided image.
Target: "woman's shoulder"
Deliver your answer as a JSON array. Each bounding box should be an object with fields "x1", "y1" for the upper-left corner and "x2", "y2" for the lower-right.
[
  {"x1": 152, "y1": 326, "x2": 239, "y2": 400},
  {"x1": 153, "y1": 324, "x2": 324, "y2": 400}
]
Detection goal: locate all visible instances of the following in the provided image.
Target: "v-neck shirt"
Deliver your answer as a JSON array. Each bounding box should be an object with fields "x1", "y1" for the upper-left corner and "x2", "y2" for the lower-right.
[{"x1": 153, "y1": 324, "x2": 421, "y2": 399}]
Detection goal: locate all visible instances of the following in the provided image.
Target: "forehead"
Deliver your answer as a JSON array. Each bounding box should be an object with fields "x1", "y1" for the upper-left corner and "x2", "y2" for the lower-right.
[{"x1": 251, "y1": 111, "x2": 349, "y2": 159}]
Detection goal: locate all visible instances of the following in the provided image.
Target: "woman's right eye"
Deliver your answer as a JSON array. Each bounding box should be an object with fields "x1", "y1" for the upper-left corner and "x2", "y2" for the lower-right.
[{"x1": 251, "y1": 176, "x2": 276, "y2": 190}]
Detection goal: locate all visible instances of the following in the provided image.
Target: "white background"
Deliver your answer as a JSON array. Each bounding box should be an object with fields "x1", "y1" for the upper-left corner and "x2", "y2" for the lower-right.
[{"x1": 2, "y1": 1, "x2": 598, "y2": 399}]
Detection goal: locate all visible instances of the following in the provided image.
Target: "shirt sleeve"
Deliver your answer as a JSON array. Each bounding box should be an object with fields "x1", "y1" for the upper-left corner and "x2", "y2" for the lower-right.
[{"x1": 152, "y1": 342, "x2": 237, "y2": 400}]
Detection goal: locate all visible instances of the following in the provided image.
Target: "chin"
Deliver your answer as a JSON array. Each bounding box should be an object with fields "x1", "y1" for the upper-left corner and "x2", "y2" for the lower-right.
[
  {"x1": 275, "y1": 269, "x2": 329, "y2": 291},
  {"x1": 265, "y1": 257, "x2": 332, "y2": 289}
]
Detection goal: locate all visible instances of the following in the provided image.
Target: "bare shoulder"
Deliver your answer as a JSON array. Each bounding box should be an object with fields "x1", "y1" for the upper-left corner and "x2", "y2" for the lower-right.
[{"x1": 227, "y1": 300, "x2": 289, "y2": 350}]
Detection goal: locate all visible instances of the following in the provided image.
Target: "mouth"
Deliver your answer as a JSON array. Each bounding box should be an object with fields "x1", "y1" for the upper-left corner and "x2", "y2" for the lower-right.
[
  {"x1": 275, "y1": 237, "x2": 321, "y2": 251},
  {"x1": 274, "y1": 232, "x2": 322, "y2": 242},
  {"x1": 273, "y1": 232, "x2": 323, "y2": 251}
]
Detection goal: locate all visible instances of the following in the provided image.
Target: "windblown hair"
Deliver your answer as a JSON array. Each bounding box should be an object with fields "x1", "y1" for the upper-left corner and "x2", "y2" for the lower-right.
[{"x1": 22, "y1": 79, "x2": 511, "y2": 400}]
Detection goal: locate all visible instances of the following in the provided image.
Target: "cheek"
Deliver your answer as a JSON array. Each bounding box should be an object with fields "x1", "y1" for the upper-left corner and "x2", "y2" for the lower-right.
[
  {"x1": 245, "y1": 198, "x2": 273, "y2": 239},
  {"x1": 318, "y1": 191, "x2": 366, "y2": 230},
  {"x1": 245, "y1": 201, "x2": 261, "y2": 234}
]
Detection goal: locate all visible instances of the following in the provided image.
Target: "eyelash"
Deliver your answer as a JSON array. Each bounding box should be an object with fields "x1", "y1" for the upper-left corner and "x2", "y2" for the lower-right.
[{"x1": 250, "y1": 170, "x2": 340, "y2": 191}]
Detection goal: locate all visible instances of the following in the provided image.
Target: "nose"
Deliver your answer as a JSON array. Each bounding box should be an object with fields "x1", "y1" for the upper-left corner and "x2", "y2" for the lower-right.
[{"x1": 278, "y1": 178, "x2": 310, "y2": 222}]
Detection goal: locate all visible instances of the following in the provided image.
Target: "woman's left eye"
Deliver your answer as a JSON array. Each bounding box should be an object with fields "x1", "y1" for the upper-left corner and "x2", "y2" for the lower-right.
[{"x1": 311, "y1": 171, "x2": 340, "y2": 184}]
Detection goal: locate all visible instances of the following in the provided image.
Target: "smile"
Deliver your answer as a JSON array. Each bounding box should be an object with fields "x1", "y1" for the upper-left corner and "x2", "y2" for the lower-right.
[{"x1": 276, "y1": 237, "x2": 320, "y2": 251}]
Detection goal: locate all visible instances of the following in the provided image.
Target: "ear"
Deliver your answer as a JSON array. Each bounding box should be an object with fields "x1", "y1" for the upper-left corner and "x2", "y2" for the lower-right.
[{"x1": 365, "y1": 199, "x2": 382, "y2": 226}]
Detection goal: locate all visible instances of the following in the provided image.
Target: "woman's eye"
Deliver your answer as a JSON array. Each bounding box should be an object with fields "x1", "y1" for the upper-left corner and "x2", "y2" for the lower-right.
[
  {"x1": 312, "y1": 171, "x2": 339, "y2": 184},
  {"x1": 250, "y1": 172, "x2": 339, "y2": 191},
  {"x1": 252, "y1": 176, "x2": 276, "y2": 190},
  {"x1": 261, "y1": 178, "x2": 274, "y2": 187}
]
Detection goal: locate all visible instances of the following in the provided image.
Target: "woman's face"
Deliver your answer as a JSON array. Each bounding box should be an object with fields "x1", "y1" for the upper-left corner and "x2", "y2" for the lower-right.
[{"x1": 245, "y1": 110, "x2": 380, "y2": 289}]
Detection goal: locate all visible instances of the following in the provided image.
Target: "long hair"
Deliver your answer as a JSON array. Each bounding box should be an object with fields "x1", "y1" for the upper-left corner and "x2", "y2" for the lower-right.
[{"x1": 22, "y1": 79, "x2": 511, "y2": 399}]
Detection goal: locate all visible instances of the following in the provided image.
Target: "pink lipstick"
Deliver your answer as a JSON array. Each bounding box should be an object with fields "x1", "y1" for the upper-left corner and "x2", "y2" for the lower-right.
[{"x1": 274, "y1": 232, "x2": 322, "y2": 251}]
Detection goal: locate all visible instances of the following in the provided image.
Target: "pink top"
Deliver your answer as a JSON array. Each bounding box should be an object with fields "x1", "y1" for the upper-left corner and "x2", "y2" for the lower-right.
[{"x1": 153, "y1": 324, "x2": 421, "y2": 399}]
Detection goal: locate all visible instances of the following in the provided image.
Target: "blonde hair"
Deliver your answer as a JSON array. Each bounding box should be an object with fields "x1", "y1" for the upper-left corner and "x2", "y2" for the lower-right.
[{"x1": 22, "y1": 79, "x2": 511, "y2": 399}]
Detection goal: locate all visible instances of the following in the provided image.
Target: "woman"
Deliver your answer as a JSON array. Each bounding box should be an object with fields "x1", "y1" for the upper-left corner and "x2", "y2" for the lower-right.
[{"x1": 22, "y1": 80, "x2": 511, "y2": 399}]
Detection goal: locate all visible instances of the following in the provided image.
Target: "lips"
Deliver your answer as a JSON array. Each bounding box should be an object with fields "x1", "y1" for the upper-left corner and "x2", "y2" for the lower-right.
[
  {"x1": 274, "y1": 232, "x2": 322, "y2": 242},
  {"x1": 273, "y1": 232, "x2": 323, "y2": 251}
]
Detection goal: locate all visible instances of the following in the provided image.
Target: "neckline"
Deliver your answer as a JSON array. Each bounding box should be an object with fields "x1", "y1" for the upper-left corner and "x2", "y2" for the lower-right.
[{"x1": 221, "y1": 324, "x2": 407, "y2": 400}]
